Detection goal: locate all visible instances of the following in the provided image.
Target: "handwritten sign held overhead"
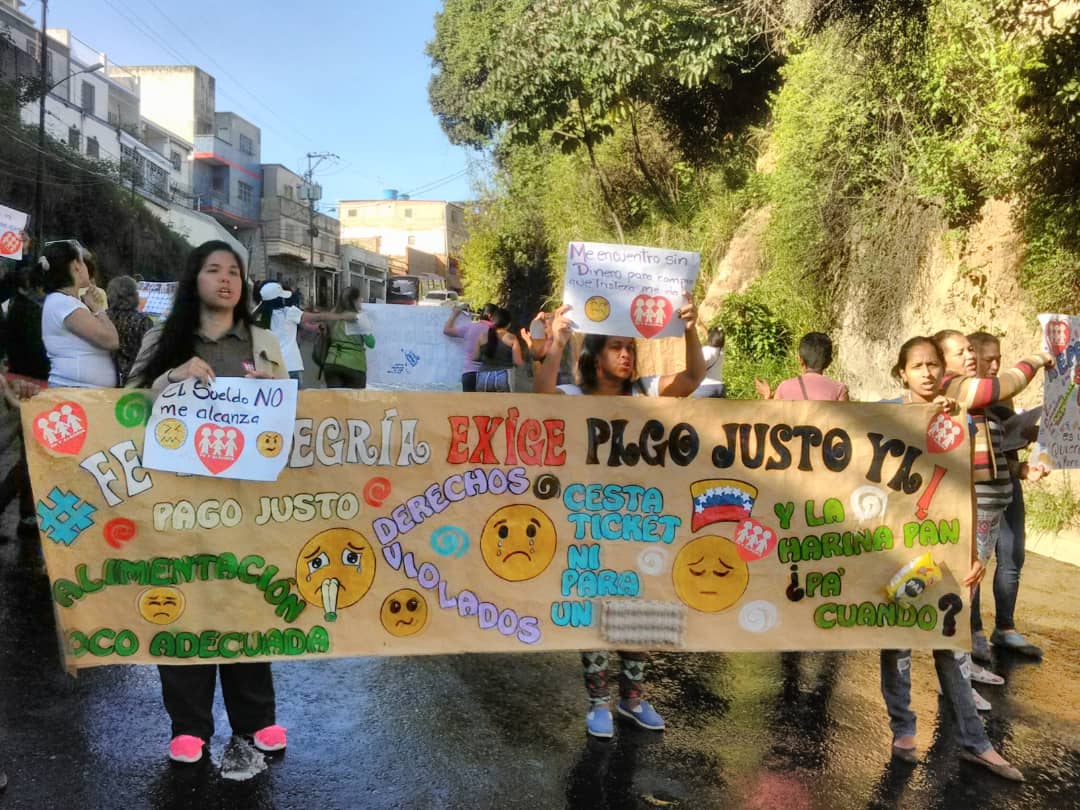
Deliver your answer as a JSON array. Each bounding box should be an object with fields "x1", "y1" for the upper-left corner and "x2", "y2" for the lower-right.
[
  {"x1": 562, "y1": 241, "x2": 700, "y2": 339},
  {"x1": 142, "y1": 377, "x2": 298, "y2": 481},
  {"x1": 1038, "y1": 313, "x2": 1080, "y2": 468}
]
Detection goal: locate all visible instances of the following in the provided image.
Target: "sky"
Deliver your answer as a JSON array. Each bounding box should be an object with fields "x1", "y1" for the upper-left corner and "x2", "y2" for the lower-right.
[{"x1": 29, "y1": 0, "x2": 475, "y2": 210}]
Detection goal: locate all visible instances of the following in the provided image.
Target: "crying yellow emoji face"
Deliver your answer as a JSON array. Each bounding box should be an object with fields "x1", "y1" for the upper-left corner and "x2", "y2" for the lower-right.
[
  {"x1": 672, "y1": 535, "x2": 749, "y2": 613},
  {"x1": 479, "y1": 504, "x2": 557, "y2": 582},
  {"x1": 295, "y1": 528, "x2": 376, "y2": 621}
]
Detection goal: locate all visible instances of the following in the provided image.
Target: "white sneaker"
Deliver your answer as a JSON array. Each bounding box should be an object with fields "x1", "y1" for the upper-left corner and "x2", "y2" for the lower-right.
[
  {"x1": 968, "y1": 661, "x2": 1004, "y2": 686},
  {"x1": 972, "y1": 686, "x2": 992, "y2": 712}
]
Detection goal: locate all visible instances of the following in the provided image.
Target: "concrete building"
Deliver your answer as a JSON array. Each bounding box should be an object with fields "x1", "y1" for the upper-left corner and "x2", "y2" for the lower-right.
[
  {"x1": 338, "y1": 195, "x2": 466, "y2": 291},
  {"x1": 259, "y1": 163, "x2": 340, "y2": 307},
  {"x1": 340, "y1": 245, "x2": 388, "y2": 304}
]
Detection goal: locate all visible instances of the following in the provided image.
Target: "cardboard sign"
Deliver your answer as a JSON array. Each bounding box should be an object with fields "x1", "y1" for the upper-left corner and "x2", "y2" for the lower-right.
[
  {"x1": 0, "y1": 203, "x2": 29, "y2": 260},
  {"x1": 23, "y1": 390, "x2": 974, "y2": 671},
  {"x1": 1039, "y1": 313, "x2": 1080, "y2": 468},
  {"x1": 142, "y1": 378, "x2": 298, "y2": 481},
  {"x1": 562, "y1": 242, "x2": 700, "y2": 339},
  {"x1": 136, "y1": 282, "x2": 178, "y2": 316}
]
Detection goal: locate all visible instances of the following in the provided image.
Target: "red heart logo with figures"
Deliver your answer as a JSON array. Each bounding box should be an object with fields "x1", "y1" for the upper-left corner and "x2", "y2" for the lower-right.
[
  {"x1": 733, "y1": 518, "x2": 777, "y2": 562},
  {"x1": 926, "y1": 412, "x2": 964, "y2": 453},
  {"x1": 31, "y1": 401, "x2": 88, "y2": 455},
  {"x1": 1046, "y1": 318, "x2": 1070, "y2": 356},
  {"x1": 0, "y1": 231, "x2": 21, "y2": 256},
  {"x1": 630, "y1": 295, "x2": 674, "y2": 338},
  {"x1": 193, "y1": 423, "x2": 244, "y2": 474}
]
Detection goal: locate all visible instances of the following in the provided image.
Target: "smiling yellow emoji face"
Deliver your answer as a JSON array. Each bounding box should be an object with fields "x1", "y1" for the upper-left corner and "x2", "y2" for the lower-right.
[
  {"x1": 257, "y1": 431, "x2": 284, "y2": 458},
  {"x1": 672, "y1": 535, "x2": 749, "y2": 613},
  {"x1": 480, "y1": 504, "x2": 557, "y2": 582},
  {"x1": 380, "y1": 588, "x2": 429, "y2": 637},
  {"x1": 137, "y1": 586, "x2": 186, "y2": 625},
  {"x1": 295, "y1": 528, "x2": 376, "y2": 621}
]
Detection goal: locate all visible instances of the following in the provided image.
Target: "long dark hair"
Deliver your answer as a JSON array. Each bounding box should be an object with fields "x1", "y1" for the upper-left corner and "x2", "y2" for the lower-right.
[
  {"x1": 41, "y1": 241, "x2": 83, "y2": 293},
  {"x1": 136, "y1": 241, "x2": 251, "y2": 386},
  {"x1": 578, "y1": 334, "x2": 636, "y2": 395},
  {"x1": 482, "y1": 306, "x2": 512, "y2": 359},
  {"x1": 334, "y1": 286, "x2": 361, "y2": 314}
]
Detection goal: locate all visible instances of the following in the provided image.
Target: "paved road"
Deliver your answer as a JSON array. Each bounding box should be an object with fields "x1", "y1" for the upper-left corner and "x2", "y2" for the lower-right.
[{"x1": 1, "y1": 396, "x2": 1079, "y2": 809}]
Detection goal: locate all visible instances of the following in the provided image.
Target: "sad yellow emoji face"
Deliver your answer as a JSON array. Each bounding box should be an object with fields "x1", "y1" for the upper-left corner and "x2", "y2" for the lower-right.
[
  {"x1": 380, "y1": 588, "x2": 429, "y2": 637},
  {"x1": 137, "y1": 586, "x2": 186, "y2": 624},
  {"x1": 257, "y1": 431, "x2": 284, "y2": 458},
  {"x1": 584, "y1": 296, "x2": 611, "y2": 322},
  {"x1": 480, "y1": 504, "x2": 557, "y2": 582},
  {"x1": 295, "y1": 528, "x2": 376, "y2": 621},
  {"x1": 672, "y1": 535, "x2": 749, "y2": 612}
]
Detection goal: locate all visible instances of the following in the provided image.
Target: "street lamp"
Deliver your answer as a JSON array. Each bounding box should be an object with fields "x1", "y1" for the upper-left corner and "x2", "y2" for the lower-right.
[{"x1": 33, "y1": 0, "x2": 106, "y2": 251}]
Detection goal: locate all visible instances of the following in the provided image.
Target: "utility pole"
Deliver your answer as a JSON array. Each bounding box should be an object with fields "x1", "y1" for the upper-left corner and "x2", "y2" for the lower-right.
[
  {"x1": 33, "y1": 0, "x2": 48, "y2": 253},
  {"x1": 303, "y1": 151, "x2": 337, "y2": 307}
]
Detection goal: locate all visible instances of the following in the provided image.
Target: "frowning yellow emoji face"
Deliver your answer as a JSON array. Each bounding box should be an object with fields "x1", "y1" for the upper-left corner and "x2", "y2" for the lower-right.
[
  {"x1": 672, "y1": 535, "x2": 749, "y2": 613},
  {"x1": 137, "y1": 586, "x2": 186, "y2": 624},
  {"x1": 584, "y1": 296, "x2": 611, "y2": 322},
  {"x1": 380, "y1": 588, "x2": 429, "y2": 637},
  {"x1": 295, "y1": 528, "x2": 376, "y2": 621},
  {"x1": 257, "y1": 431, "x2": 284, "y2": 458},
  {"x1": 480, "y1": 504, "x2": 557, "y2": 582}
]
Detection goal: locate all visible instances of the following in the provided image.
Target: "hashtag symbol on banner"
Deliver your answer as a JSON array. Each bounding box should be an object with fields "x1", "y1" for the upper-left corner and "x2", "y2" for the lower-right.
[{"x1": 36, "y1": 487, "x2": 97, "y2": 546}]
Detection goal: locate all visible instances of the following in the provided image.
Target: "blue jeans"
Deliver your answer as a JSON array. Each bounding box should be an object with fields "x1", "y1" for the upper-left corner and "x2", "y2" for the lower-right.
[
  {"x1": 970, "y1": 478, "x2": 1026, "y2": 633},
  {"x1": 880, "y1": 649, "x2": 990, "y2": 754}
]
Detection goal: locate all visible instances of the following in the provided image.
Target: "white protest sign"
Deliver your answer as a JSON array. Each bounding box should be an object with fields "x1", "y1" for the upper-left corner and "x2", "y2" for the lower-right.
[
  {"x1": 562, "y1": 241, "x2": 700, "y2": 339},
  {"x1": 361, "y1": 303, "x2": 466, "y2": 391},
  {"x1": 136, "y1": 281, "x2": 178, "y2": 316},
  {"x1": 0, "y1": 204, "x2": 29, "y2": 260},
  {"x1": 1038, "y1": 313, "x2": 1080, "y2": 468},
  {"x1": 142, "y1": 377, "x2": 298, "y2": 480}
]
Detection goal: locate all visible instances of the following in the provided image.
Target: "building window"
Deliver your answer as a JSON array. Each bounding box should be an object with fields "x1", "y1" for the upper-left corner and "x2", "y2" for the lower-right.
[
  {"x1": 407, "y1": 235, "x2": 416, "y2": 246},
  {"x1": 284, "y1": 185, "x2": 293, "y2": 199},
  {"x1": 211, "y1": 171, "x2": 225, "y2": 193},
  {"x1": 238, "y1": 181, "x2": 253, "y2": 203},
  {"x1": 170, "y1": 150, "x2": 182, "y2": 171},
  {"x1": 80, "y1": 81, "x2": 95, "y2": 113},
  {"x1": 239, "y1": 134, "x2": 254, "y2": 155},
  {"x1": 68, "y1": 126, "x2": 80, "y2": 150},
  {"x1": 347, "y1": 209, "x2": 357, "y2": 217},
  {"x1": 86, "y1": 136, "x2": 99, "y2": 159},
  {"x1": 403, "y1": 207, "x2": 413, "y2": 219}
]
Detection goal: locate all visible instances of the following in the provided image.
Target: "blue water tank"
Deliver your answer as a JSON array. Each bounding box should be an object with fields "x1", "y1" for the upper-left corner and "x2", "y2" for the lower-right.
[
  {"x1": 381, "y1": 188, "x2": 398, "y2": 200},
  {"x1": 398, "y1": 193, "x2": 410, "y2": 201}
]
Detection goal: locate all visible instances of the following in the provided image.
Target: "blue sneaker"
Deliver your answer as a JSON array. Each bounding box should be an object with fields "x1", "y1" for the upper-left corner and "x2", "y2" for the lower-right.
[
  {"x1": 617, "y1": 699, "x2": 665, "y2": 731},
  {"x1": 585, "y1": 705, "x2": 614, "y2": 739}
]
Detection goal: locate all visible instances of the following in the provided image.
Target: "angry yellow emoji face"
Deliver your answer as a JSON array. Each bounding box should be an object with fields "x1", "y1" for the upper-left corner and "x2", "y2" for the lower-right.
[
  {"x1": 295, "y1": 528, "x2": 376, "y2": 621},
  {"x1": 480, "y1": 504, "x2": 557, "y2": 582},
  {"x1": 380, "y1": 588, "x2": 429, "y2": 637},
  {"x1": 672, "y1": 535, "x2": 749, "y2": 613},
  {"x1": 257, "y1": 431, "x2": 284, "y2": 458},
  {"x1": 137, "y1": 586, "x2": 186, "y2": 625}
]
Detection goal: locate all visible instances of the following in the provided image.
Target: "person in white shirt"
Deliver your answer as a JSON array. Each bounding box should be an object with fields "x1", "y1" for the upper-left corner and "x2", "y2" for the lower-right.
[
  {"x1": 692, "y1": 325, "x2": 725, "y2": 398},
  {"x1": 252, "y1": 281, "x2": 358, "y2": 386},
  {"x1": 39, "y1": 240, "x2": 119, "y2": 388}
]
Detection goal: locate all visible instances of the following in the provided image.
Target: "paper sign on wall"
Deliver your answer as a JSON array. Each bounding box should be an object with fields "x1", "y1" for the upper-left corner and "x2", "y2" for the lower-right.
[
  {"x1": 142, "y1": 377, "x2": 298, "y2": 480},
  {"x1": 562, "y1": 241, "x2": 700, "y2": 339},
  {"x1": 1038, "y1": 313, "x2": 1080, "y2": 468}
]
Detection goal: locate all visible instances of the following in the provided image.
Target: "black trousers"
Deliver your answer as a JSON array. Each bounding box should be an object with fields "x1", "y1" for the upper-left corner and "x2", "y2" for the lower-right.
[
  {"x1": 324, "y1": 365, "x2": 367, "y2": 389},
  {"x1": 461, "y1": 372, "x2": 477, "y2": 392},
  {"x1": 158, "y1": 663, "x2": 275, "y2": 740}
]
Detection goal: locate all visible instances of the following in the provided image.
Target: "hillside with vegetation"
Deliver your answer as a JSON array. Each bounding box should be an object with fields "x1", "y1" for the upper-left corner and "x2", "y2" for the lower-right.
[{"x1": 428, "y1": 0, "x2": 1080, "y2": 533}]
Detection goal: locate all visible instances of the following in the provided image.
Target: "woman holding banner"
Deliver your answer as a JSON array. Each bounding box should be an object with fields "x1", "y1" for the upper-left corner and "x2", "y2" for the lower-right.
[
  {"x1": 534, "y1": 297, "x2": 704, "y2": 738},
  {"x1": 880, "y1": 336, "x2": 1022, "y2": 781},
  {"x1": 129, "y1": 240, "x2": 287, "y2": 764}
]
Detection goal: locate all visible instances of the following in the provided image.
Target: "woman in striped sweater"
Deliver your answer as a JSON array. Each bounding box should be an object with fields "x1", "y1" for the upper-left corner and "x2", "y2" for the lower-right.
[{"x1": 933, "y1": 331, "x2": 1053, "y2": 676}]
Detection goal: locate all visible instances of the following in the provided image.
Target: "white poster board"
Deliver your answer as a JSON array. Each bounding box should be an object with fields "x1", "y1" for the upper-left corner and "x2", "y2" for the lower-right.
[
  {"x1": 0, "y1": 204, "x2": 29, "y2": 260},
  {"x1": 562, "y1": 241, "x2": 700, "y2": 339},
  {"x1": 142, "y1": 377, "x2": 298, "y2": 481},
  {"x1": 136, "y1": 281, "x2": 178, "y2": 316},
  {"x1": 1038, "y1": 313, "x2": 1080, "y2": 468},
  {"x1": 361, "y1": 303, "x2": 467, "y2": 391}
]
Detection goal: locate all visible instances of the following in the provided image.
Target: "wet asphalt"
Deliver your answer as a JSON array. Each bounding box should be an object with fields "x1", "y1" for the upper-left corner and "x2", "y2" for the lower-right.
[{"x1": 2, "y1": 365, "x2": 1079, "y2": 809}]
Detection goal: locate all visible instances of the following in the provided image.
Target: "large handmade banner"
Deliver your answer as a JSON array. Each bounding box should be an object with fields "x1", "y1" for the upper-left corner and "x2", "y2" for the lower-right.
[
  {"x1": 1039, "y1": 313, "x2": 1080, "y2": 468},
  {"x1": 24, "y1": 390, "x2": 974, "y2": 670}
]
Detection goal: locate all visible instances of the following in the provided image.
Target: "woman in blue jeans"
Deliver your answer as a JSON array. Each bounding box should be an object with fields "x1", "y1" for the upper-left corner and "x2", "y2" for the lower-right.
[{"x1": 880, "y1": 336, "x2": 1022, "y2": 781}]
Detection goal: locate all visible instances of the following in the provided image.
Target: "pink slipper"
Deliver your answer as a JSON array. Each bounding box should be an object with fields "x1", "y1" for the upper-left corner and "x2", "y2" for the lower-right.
[
  {"x1": 168, "y1": 734, "x2": 205, "y2": 763},
  {"x1": 252, "y1": 724, "x2": 287, "y2": 753}
]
